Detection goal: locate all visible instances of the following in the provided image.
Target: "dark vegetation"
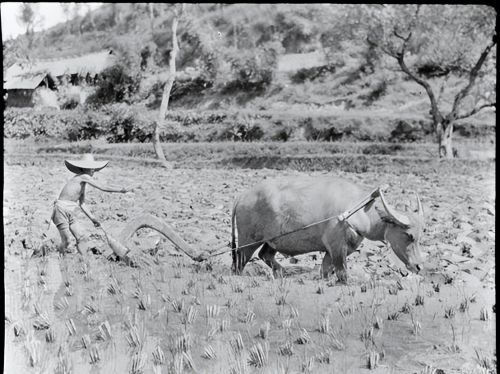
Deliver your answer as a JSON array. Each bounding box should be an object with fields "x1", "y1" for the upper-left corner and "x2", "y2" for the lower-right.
[{"x1": 4, "y1": 106, "x2": 494, "y2": 144}]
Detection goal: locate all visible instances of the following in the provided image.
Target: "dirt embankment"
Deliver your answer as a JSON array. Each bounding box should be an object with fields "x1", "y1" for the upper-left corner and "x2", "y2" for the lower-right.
[{"x1": 5, "y1": 138, "x2": 496, "y2": 176}]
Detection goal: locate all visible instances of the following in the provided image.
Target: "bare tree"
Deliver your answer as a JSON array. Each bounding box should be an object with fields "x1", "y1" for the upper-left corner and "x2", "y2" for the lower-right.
[
  {"x1": 110, "y1": 3, "x2": 120, "y2": 27},
  {"x1": 17, "y1": 3, "x2": 42, "y2": 49},
  {"x1": 367, "y1": 5, "x2": 496, "y2": 158},
  {"x1": 83, "y1": 4, "x2": 96, "y2": 32},
  {"x1": 60, "y1": 3, "x2": 72, "y2": 34},
  {"x1": 152, "y1": 4, "x2": 185, "y2": 165},
  {"x1": 72, "y1": 3, "x2": 83, "y2": 36}
]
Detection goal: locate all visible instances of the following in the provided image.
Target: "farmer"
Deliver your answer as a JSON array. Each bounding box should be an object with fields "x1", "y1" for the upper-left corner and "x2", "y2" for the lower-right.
[{"x1": 52, "y1": 153, "x2": 132, "y2": 255}]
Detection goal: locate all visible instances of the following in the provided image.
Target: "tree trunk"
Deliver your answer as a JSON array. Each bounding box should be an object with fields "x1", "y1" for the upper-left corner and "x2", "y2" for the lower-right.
[
  {"x1": 233, "y1": 22, "x2": 238, "y2": 49},
  {"x1": 148, "y1": 3, "x2": 155, "y2": 36},
  {"x1": 87, "y1": 7, "x2": 95, "y2": 31},
  {"x1": 437, "y1": 122, "x2": 454, "y2": 159},
  {"x1": 152, "y1": 124, "x2": 167, "y2": 163},
  {"x1": 78, "y1": 17, "x2": 83, "y2": 36},
  {"x1": 152, "y1": 6, "x2": 182, "y2": 165}
]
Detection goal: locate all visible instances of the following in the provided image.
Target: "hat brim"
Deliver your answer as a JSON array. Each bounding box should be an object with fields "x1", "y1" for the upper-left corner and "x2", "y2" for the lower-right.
[{"x1": 65, "y1": 160, "x2": 109, "y2": 174}]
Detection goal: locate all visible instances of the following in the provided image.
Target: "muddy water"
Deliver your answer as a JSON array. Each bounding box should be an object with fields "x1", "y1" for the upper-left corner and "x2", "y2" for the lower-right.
[
  {"x1": 4, "y1": 159, "x2": 495, "y2": 373},
  {"x1": 4, "y1": 254, "x2": 62, "y2": 373},
  {"x1": 3, "y1": 251, "x2": 496, "y2": 374}
]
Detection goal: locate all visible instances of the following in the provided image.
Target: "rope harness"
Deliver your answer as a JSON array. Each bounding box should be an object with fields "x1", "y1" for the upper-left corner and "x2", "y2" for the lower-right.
[{"x1": 204, "y1": 184, "x2": 388, "y2": 259}]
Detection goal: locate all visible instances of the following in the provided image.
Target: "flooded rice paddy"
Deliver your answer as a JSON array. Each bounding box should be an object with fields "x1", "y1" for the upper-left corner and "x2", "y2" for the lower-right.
[{"x1": 4, "y1": 155, "x2": 496, "y2": 373}]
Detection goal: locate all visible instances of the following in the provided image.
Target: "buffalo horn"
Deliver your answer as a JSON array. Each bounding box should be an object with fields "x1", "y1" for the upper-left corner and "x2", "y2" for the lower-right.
[{"x1": 379, "y1": 190, "x2": 411, "y2": 227}]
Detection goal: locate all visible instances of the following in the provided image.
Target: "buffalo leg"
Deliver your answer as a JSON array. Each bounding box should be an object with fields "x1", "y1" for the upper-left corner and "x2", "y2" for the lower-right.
[
  {"x1": 258, "y1": 243, "x2": 283, "y2": 277},
  {"x1": 233, "y1": 241, "x2": 262, "y2": 274},
  {"x1": 346, "y1": 227, "x2": 364, "y2": 255},
  {"x1": 321, "y1": 222, "x2": 350, "y2": 283},
  {"x1": 321, "y1": 233, "x2": 363, "y2": 280},
  {"x1": 326, "y1": 242, "x2": 348, "y2": 283},
  {"x1": 321, "y1": 252, "x2": 334, "y2": 279}
]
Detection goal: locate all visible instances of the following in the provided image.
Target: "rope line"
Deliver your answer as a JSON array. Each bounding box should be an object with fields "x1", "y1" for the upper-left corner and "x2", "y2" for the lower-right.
[{"x1": 205, "y1": 186, "x2": 384, "y2": 259}]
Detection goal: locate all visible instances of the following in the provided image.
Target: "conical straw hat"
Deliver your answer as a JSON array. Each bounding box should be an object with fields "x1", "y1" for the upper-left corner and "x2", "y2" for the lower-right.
[{"x1": 64, "y1": 154, "x2": 109, "y2": 174}]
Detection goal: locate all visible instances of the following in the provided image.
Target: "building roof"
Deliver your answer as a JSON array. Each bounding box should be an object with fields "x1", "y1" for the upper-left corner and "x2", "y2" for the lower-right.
[
  {"x1": 277, "y1": 51, "x2": 327, "y2": 72},
  {"x1": 3, "y1": 73, "x2": 47, "y2": 90},
  {"x1": 4, "y1": 50, "x2": 117, "y2": 89}
]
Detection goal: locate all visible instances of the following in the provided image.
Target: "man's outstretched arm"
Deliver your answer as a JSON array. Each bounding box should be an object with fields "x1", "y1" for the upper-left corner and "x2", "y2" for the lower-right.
[{"x1": 81, "y1": 174, "x2": 132, "y2": 193}]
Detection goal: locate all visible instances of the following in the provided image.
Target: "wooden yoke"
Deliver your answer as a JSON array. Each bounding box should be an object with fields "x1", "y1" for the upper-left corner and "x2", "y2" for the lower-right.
[{"x1": 337, "y1": 184, "x2": 389, "y2": 222}]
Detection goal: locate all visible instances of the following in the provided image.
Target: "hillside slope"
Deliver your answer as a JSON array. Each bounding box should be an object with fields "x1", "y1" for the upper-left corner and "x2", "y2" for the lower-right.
[{"x1": 4, "y1": 4, "x2": 495, "y2": 133}]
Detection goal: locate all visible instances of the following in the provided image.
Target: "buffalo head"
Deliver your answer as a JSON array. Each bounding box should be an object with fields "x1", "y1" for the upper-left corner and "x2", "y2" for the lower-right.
[{"x1": 378, "y1": 190, "x2": 424, "y2": 274}]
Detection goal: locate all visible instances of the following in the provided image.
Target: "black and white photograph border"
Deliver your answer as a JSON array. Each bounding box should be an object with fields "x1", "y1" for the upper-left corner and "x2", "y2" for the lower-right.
[{"x1": 3, "y1": 3, "x2": 496, "y2": 373}]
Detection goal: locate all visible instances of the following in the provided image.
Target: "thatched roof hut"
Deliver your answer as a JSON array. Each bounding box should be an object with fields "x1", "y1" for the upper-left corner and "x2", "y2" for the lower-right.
[{"x1": 4, "y1": 50, "x2": 116, "y2": 107}]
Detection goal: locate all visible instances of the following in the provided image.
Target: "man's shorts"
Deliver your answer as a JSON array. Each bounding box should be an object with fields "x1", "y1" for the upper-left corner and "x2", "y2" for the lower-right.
[{"x1": 52, "y1": 200, "x2": 79, "y2": 231}]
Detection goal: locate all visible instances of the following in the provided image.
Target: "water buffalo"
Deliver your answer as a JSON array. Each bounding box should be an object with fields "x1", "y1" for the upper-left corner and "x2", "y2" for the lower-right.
[{"x1": 231, "y1": 176, "x2": 424, "y2": 282}]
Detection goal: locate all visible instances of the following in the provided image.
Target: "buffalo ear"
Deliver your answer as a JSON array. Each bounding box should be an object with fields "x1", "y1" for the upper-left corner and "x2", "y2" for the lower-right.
[
  {"x1": 375, "y1": 206, "x2": 401, "y2": 226},
  {"x1": 379, "y1": 214, "x2": 400, "y2": 226}
]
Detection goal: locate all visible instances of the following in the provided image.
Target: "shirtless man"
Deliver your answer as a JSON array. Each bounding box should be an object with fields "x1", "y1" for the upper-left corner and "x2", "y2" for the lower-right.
[{"x1": 52, "y1": 153, "x2": 132, "y2": 255}]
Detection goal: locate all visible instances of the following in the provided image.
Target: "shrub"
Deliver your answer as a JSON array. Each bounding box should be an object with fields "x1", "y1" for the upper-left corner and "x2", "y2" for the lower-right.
[
  {"x1": 101, "y1": 104, "x2": 154, "y2": 143},
  {"x1": 221, "y1": 42, "x2": 280, "y2": 94},
  {"x1": 223, "y1": 53, "x2": 273, "y2": 93},
  {"x1": 3, "y1": 106, "x2": 155, "y2": 143},
  {"x1": 218, "y1": 123, "x2": 265, "y2": 141},
  {"x1": 4, "y1": 108, "x2": 71, "y2": 140},
  {"x1": 101, "y1": 104, "x2": 135, "y2": 142},
  {"x1": 362, "y1": 144, "x2": 403, "y2": 155},
  {"x1": 271, "y1": 128, "x2": 293, "y2": 142},
  {"x1": 60, "y1": 98, "x2": 80, "y2": 110},
  {"x1": 389, "y1": 120, "x2": 423, "y2": 143},
  {"x1": 65, "y1": 110, "x2": 105, "y2": 141},
  {"x1": 86, "y1": 64, "x2": 140, "y2": 107},
  {"x1": 290, "y1": 64, "x2": 336, "y2": 84},
  {"x1": 170, "y1": 78, "x2": 213, "y2": 102},
  {"x1": 360, "y1": 79, "x2": 388, "y2": 106},
  {"x1": 143, "y1": 79, "x2": 165, "y2": 109},
  {"x1": 302, "y1": 120, "x2": 344, "y2": 141}
]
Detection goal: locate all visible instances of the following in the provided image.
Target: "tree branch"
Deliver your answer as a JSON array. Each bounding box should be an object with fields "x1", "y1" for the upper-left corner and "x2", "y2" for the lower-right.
[
  {"x1": 366, "y1": 35, "x2": 398, "y2": 58},
  {"x1": 392, "y1": 5, "x2": 445, "y2": 124},
  {"x1": 393, "y1": 29, "x2": 411, "y2": 42},
  {"x1": 395, "y1": 5, "x2": 420, "y2": 52},
  {"x1": 455, "y1": 102, "x2": 496, "y2": 120},
  {"x1": 448, "y1": 37, "x2": 497, "y2": 121},
  {"x1": 396, "y1": 49, "x2": 442, "y2": 124}
]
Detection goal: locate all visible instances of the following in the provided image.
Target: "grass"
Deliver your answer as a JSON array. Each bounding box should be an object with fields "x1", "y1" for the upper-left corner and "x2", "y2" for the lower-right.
[
  {"x1": 444, "y1": 306, "x2": 456, "y2": 319},
  {"x1": 130, "y1": 350, "x2": 147, "y2": 374},
  {"x1": 5, "y1": 237, "x2": 496, "y2": 373},
  {"x1": 25, "y1": 334, "x2": 43, "y2": 368},
  {"x1": 259, "y1": 322, "x2": 270, "y2": 339},
  {"x1": 474, "y1": 348, "x2": 496, "y2": 372},
  {"x1": 317, "y1": 315, "x2": 330, "y2": 334},
  {"x1": 248, "y1": 342, "x2": 269, "y2": 368},
  {"x1": 479, "y1": 306, "x2": 491, "y2": 321},
  {"x1": 22, "y1": 138, "x2": 494, "y2": 159},
  {"x1": 367, "y1": 350, "x2": 380, "y2": 370}
]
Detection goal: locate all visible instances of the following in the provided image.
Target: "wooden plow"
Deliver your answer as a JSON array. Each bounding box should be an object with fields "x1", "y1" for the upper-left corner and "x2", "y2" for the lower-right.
[{"x1": 101, "y1": 185, "x2": 389, "y2": 267}]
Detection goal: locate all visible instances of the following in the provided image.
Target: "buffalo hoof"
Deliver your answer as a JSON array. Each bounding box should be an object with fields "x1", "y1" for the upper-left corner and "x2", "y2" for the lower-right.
[
  {"x1": 193, "y1": 251, "x2": 209, "y2": 262},
  {"x1": 336, "y1": 270, "x2": 348, "y2": 284}
]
